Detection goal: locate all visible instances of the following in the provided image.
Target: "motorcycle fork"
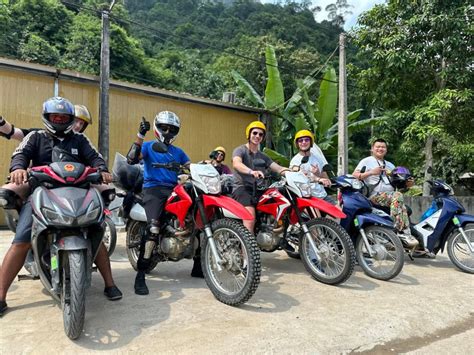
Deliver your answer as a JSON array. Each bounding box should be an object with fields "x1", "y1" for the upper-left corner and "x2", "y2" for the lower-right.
[
  {"x1": 453, "y1": 219, "x2": 474, "y2": 253},
  {"x1": 293, "y1": 204, "x2": 322, "y2": 261},
  {"x1": 196, "y1": 197, "x2": 224, "y2": 271},
  {"x1": 358, "y1": 228, "x2": 376, "y2": 256}
]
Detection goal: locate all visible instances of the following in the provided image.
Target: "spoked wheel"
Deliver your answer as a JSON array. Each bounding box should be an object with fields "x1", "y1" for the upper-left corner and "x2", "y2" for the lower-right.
[
  {"x1": 126, "y1": 220, "x2": 159, "y2": 273},
  {"x1": 356, "y1": 226, "x2": 404, "y2": 281},
  {"x1": 62, "y1": 250, "x2": 87, "y2": 340},
  {"x1": 202, "y1": 218, "x2": 261, "y2": 306},
  {"x1": 447, "y1": 223, "x2": 474, "y2": 274},
  {"x1": 299, "y1": 218, "x2": 355, "y2": 285},
  {"x1": 103, "y1": 216, "x2": 117, "y2": 257}
]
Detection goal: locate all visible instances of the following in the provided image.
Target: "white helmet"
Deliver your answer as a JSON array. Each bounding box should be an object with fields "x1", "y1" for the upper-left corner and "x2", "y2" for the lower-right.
[{"x1": 153, "y1": 111, "x2": 181, "y2": 144}]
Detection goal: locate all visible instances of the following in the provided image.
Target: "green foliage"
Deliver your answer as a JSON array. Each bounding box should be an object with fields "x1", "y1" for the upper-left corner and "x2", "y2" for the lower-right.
[
  {"x1": 352, "y1": 0, "x2": 473, "y2": 187},
  {"x1": 18, "y1": 33, "x2": 60, "y2": 65}
]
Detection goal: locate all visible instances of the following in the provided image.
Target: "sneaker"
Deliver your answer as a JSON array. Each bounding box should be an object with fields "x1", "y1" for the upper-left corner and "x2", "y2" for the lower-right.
[
  {"x1": 104, "y1": 286, "x2": 123, "y2": 301},
  {"x1": 398, "y1": 233, "x2": 419, "y2": 248},
  {"x1": 0, "y1": 300, "x2": 7, "y2": 316},
  {"x1": 134, "y1": 271, "x2": 149, "y2": 295},
  {"x1": 191, "y1": 257, "x2": 204, "y2": 278}
]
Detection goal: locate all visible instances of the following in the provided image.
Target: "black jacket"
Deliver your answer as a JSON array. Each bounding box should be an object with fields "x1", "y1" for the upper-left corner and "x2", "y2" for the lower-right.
[{"x1": 10, "y1": 130, "x2": 108, "y2": 172}]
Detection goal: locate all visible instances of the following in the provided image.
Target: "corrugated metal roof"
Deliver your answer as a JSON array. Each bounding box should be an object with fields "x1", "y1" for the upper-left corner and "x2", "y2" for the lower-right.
[{"x1": 0, "y1": 57, "x2": 266, "y2": 114}]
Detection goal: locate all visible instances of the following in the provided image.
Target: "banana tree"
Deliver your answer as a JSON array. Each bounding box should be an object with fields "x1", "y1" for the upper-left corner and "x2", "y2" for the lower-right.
[{"x1": 232, "y1": 44, "x2": 381, "y2": 167}]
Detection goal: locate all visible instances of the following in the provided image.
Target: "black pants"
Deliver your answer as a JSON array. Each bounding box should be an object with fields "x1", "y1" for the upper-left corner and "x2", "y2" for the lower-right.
[
  {"x1": 142, "y1": 186, "x2": 174, "y2": 223},
  {"x1": 137, "y1": 185, "x2": 174, "y2": 271}
]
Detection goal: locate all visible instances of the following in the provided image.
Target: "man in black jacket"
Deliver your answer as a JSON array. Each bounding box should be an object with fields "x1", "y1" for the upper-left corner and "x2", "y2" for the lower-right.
[{"x1": 0, "y1": 97, "x2": 122, "y2": 317}]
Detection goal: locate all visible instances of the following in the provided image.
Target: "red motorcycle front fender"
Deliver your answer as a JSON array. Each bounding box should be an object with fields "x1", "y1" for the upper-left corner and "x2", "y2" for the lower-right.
[
  {"x1": 296, "y1": 197, "x2": 346, "y2": 219},
  {"x1": 202, "y1": 194, "x2": 253, "y2": 220}
]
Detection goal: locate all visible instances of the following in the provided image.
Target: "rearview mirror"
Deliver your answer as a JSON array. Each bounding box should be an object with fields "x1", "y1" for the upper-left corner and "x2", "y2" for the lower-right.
[
  {"x1": 322, "y1": 164, "x2": 333, "y2": 172},
  {"x1": 301, "y1": 156, "x2": 309, "y2": 164},
  {"x1": 360, "y1": 166, "x2": 367, "y2": 173},
  {"x1": 152, "y1": 141, "x2": 168, "y2": 153},
  {"x1": 253, "y1": 158, "x2": 266, "y2": 169}
]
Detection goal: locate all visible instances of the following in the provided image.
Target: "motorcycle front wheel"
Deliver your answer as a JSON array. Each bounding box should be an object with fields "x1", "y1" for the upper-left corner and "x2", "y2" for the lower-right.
[
  {"x1": 126, "y1": 220, "x2": 159, "y2": 273},
  {"x1": 299, "y1": 218, "x2": 355, "y2": 285},
  {"x1": 103, "y1": 216, "x2": 117, "y2": 257},
  {"x1": 202, "y1": 218, "x2": 261, "y2": 306},
  {"x1": 356, "y1": 226, "x2": 404, "y2": 281},
  {"x1": 62, "y1": 250, "x2": 87, "y2": 340},
  {"x1": 447, "y1": 223, "x2": 474, "y2": 274}
]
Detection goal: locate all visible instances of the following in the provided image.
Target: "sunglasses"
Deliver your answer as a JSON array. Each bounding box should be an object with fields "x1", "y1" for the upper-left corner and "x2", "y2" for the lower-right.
[
  {"x1": 297, "y1": 137, "x2": 311, "y2": 143},
  {"x1": 251, "y1": 131, "x2": 264, "y2": 137},
  {"x1": 157, "y1": 124, "x2": 179, "y2": 135}
]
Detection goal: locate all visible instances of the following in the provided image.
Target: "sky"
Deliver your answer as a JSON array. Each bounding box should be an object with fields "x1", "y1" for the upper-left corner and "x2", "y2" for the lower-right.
[{"x1": 260, "y1": 0, "x2": 386, "y2": 30}]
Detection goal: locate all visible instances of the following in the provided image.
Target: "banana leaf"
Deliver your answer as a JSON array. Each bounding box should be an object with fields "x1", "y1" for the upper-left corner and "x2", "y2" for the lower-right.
[
  {"x1": 264, "y1": 46, "x2": 285, "y2": 110},
  {"x1": 263, "y1": 147, "x2": 290, "y2": 167},
  {"x1": 231, "y1": 70, "x2": 264, "y2": 107},
  {"x1": 315, "y1": 67, "x2": 337, "y2": 139}
]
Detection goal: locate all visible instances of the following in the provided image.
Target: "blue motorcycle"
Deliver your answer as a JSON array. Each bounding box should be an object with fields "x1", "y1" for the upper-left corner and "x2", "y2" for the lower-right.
[
  {"x1": 334, "y1": 174, "x2": 404, "y2": 280},
  {"x1": 410, "y1": 180, "x2": 474, "y2": 273}
]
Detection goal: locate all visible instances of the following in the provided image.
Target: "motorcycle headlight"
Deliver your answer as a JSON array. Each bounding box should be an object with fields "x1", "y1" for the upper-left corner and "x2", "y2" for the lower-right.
[
  {"x1": 41, "y1": 207, "x2": 75, "y2": 225},
  {"x1": 200, "y1": 175, "x2": 221, "y2": 194},
  {"x1": 351, "y1": 179, "x2": 364, "y2": 190},
  {"x1": 295, "y1": 182, "x2": 312, "y2": 197},
  {"x1": 77, "y1": 204, "x2": 102, "y2": 225}
]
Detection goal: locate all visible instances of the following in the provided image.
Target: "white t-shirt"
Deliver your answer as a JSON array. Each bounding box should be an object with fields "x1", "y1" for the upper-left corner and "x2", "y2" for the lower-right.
[
  {"x1": 290, "y1": 150, "x2": 327, "y2": 198},
  {"x1": 355, "y1": 156, "x2": 395, "y2": 196}
]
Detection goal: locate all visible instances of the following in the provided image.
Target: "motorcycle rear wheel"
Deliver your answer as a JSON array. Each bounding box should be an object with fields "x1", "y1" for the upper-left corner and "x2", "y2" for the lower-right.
[
  {"x1": 103, "y1": 216, "x2": 117, "y2": 257},
  {"x1": 62, "y1": 250, "x2": 87, "y2": 340},
  {"x1": 202, "y1": 218, "x2": 261, "y2": 306},
  {"x1": 356, "y1": 226, "x2": 404, "y2": 281},
  {"x1": 126, "y1": 220, "x2": 159, "y2": 273},
  {"x1": 299, "y1": 218, "x2": 355, "y2": 285},
  {"x1": 447, "y1": 223, "x2": 474, "y2": 274}
]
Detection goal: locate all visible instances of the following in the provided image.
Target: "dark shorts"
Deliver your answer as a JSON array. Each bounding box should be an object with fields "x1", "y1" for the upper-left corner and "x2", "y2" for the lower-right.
[
  {"x1": 143, "y1": 185, "x2": 174, "y2": 223},
  {"x1": 12, "y1": 201, "x2": 33, "y2": 244},
  {"x1": 232, "y1": 186, "x2": 260, "y2": 207}
]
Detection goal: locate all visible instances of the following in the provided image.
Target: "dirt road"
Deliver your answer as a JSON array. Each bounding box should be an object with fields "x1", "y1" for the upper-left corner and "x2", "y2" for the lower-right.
[{"x1": 0, "y1": 230, "x2": 472, "y2": 354}]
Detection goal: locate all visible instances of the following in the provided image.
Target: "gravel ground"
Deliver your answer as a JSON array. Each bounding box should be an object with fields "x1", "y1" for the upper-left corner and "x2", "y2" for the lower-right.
[{"x1": 0, "y1": 229, "x2": 472, "y2": 354}]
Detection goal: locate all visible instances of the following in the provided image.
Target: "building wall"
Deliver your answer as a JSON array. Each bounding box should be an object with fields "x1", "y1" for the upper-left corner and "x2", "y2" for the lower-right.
[{"x1": 0, "y1": 62, "x2": 259, "y2": 226}]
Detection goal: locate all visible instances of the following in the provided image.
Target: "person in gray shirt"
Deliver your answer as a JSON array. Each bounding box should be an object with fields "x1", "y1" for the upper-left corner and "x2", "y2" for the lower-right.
[{"x1": 232, "y1": 121, "x2": 289, "y2": 233}]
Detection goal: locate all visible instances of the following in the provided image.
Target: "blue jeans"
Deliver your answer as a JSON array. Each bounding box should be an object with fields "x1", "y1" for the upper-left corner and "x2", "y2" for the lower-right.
[{"x1": 12, "y1": 201, "x2": 33, "y2": 244}]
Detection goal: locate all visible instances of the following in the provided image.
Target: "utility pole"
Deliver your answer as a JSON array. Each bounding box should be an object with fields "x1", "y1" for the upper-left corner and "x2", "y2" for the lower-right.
[
  {"x1": 99, "y1": 0, "x2": 116, "y2": 166},
  {"x1": 337, "y1": 32, "x2": 348, "y2": 176}
]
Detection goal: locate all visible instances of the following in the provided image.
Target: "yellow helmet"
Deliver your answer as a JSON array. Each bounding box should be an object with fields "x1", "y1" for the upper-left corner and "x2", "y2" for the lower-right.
[
  {"x1": 74, "y1": 105, "x2": 92, "y2": 126},
  {"x1": 245, "y1": 120, "x2": 266, "y2": 139},
  {"x1": 214, "y1": 146, "x2": 226, "y2": 154},
  {"x1": 294, "y1": 129, "x2": 314, "y2": 147}
]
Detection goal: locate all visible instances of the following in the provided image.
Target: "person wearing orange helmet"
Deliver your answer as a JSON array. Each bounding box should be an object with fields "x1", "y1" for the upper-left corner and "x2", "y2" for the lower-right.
[
  {"x1": 204, "y1": 146, "x2": 232, "y2": 175},
  {"x1": 232, "y1": 120, "x2": 290, "y2": 233},
  {"x1": 290, "y1": 129, "x2": 335, "y2": 204}
]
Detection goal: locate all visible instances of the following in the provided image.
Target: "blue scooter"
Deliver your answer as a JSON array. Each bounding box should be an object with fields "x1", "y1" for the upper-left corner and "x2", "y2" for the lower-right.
[
  {"x1": 333, "y1": 174, "x2": 404, "y2": 280},
  {"x1": 410, "y1": 180, "x2": 474, "y2": 273}
]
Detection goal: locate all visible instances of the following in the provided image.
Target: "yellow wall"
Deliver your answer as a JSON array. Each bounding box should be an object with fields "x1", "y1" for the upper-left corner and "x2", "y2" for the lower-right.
[{"x1": 0, "y1": 66, "x2": 258, "y2": 225}]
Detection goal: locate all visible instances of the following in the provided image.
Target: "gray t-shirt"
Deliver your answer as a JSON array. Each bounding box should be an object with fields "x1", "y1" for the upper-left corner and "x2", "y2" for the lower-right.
[{"x1": 232, "y1": 144, "x2": 273, "y2": 189}]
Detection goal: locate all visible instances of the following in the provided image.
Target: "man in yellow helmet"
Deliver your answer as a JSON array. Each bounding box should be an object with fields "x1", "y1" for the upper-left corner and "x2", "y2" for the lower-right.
[
  {"x1": 290, "y1": 129, "x2": 335, "y2": 204},
  {"x1": 232, "y1": 120, "x2": 290, "y2": 232},
  {"x1": 204, "y1": 146, "x2": 232, "y2": 175}
]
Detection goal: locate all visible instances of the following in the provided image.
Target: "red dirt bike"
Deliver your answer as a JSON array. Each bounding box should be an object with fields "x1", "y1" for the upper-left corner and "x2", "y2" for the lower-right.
[
  {"x1": 247, "y1": 159, "x2": 356, "y2": 285},
  {"x1": 112, "y1": 153, "x2": 261, "y2": 306}
]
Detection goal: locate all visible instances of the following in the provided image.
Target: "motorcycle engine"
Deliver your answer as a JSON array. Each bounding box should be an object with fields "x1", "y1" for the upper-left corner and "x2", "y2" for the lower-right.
[
  {"x1": 160, "y1": 218, "x2": 196, "y2": 260},
  {"x1": 257, "y1": 215, "x2": 284, "y2": 252}
]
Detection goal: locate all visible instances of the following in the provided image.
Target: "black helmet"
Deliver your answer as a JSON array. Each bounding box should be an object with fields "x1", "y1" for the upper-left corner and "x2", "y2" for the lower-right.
[{"x1": 42, "y1": 97, "x2": 75, "y2": 137}]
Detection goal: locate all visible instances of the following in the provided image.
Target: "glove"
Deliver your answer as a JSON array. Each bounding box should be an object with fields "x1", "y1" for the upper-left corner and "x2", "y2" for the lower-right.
[{"x1": 138, "y1": 117, "x2": 150, "y2": 138}]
